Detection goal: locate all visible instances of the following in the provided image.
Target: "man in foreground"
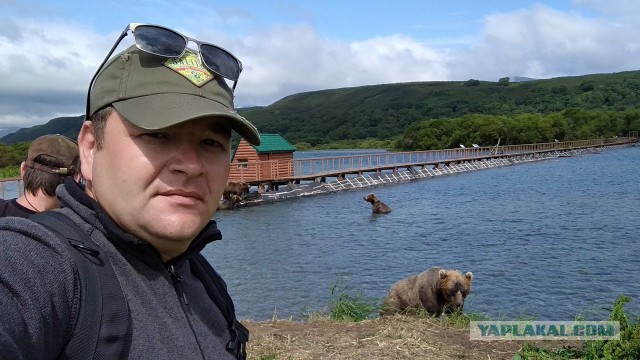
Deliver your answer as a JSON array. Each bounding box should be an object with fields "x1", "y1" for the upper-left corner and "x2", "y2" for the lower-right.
[
  {"x1": 0, "y1": 23, "x2": 260, "y2": 359},
  {"x1": 0, "y1": 134, "x2": 78, "y2": 217}
]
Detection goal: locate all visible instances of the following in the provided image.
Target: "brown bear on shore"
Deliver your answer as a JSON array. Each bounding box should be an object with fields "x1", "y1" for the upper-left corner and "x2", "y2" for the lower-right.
[
  {"x1": 381, "y1": 267, "x2": 473, "y2": 317},
  {"x1": 224, "y1": 181, "x2": 250, "y2": 199},
  {"x1": 217, "y1": 194, "x2": 242, "y2": 210},
  {"x1": 363, "y1": 193, "x2": 391, "y2": 213}
]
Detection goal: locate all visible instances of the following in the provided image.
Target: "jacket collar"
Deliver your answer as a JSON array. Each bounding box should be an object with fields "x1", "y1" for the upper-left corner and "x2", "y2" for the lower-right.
[{"x1": 61, "y1": 177, "x2": 222, "y2": 266}]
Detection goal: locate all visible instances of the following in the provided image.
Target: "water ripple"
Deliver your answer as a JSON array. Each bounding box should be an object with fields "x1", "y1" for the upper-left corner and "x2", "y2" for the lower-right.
[{"x1": 206, "y1": 147, "x2": 640, "y2": 321}]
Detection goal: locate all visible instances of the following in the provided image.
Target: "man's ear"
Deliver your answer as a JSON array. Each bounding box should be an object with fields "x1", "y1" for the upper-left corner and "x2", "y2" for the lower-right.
[
  {"x1": 19, "y1": 162, "x2": 27, "y2": 178},
  {"x1": 78, "y1": 121, "x2": 97, "y2": 181}
]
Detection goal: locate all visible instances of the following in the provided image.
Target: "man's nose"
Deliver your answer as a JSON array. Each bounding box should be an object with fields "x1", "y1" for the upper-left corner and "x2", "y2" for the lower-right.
[{"x1": 170, "y1": 142, "x2": 204, "y2": 175}]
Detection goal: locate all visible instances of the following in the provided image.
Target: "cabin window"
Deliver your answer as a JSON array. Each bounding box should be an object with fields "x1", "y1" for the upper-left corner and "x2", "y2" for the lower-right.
[{"x1": 237, "y1": 159, "x2": 249, "y2": 169}]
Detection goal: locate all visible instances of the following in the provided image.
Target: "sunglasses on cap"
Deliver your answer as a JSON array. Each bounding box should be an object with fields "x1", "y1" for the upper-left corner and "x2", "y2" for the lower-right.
[{"x1": 85, "y1": 23, "x2": 243, "y2": 119}]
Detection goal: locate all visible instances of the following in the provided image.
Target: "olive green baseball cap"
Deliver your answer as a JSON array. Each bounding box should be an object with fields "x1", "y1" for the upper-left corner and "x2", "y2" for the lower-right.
[{"x1": 89, "y1": 45, "x2": 260, "y2": 146}]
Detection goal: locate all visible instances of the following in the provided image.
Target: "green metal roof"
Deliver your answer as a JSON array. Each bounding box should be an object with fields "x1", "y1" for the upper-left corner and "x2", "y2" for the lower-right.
[
  {"x1": 231, "y1": 134, "x2": 296, "y2": 160},
  {"x1": 252, "y1": 134, "x2": 297, "y2": 153}
]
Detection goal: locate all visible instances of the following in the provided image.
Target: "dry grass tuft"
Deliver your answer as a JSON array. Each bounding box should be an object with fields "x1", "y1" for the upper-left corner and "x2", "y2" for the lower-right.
[{"x1": 244, "y1": 314, "x2": 579, "y2": 360}]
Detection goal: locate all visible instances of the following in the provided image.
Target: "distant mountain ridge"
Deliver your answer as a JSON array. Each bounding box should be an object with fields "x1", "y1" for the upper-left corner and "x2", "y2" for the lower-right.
[
  {"x1": 0, "y1": 115, "x2": 84, "y2": 144},
  {"x1": 0, "y1": 127, "x2": 19, "y2": 138},
  {"x1": 2, "y1": 70, "x2": 639, "y2": 145}
]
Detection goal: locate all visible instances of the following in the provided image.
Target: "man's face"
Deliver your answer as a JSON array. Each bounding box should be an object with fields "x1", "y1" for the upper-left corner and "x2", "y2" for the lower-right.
[{"x1": 80, "y1": 110, "x2": 231, "y2": 260}]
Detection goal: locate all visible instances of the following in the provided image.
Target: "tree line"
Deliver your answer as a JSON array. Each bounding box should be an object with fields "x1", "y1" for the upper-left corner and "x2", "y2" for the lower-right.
[
  {"x1": 396, "y1": 108, "x2": 640, "y2": 150},
  {"x1": 0, "y1": 142, "x2": 30, "y2": 178}
]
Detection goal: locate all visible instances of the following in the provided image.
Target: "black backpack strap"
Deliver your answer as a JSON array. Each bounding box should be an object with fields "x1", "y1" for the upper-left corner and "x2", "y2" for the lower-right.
[
  {"x1": 31, "y1": 211, "x2": 132, "y2": 359},
  {"x1": 0, "y1": 199, "x2": 8, "y2": 216},
  {"x1": 191, "y1": 253, "x2": 249, "y2": 360}
]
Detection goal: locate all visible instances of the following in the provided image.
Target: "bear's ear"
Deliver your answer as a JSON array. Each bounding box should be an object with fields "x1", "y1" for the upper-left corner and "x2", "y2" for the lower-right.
[
  {"x1": 439, "y1": 269, "x2": 448, "y2": 279},
  {"x1": 465, "y1": 272, "x2": 473, "y2": 281}
]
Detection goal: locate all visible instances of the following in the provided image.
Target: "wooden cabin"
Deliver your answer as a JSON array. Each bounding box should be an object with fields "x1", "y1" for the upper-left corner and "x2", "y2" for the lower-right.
[{"x1": 228, "y1": 134, "x2": 297, "y2": 182}]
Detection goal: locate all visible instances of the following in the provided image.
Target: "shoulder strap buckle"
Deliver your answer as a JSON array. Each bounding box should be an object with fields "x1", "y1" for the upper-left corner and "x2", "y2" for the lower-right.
[{"x1": 226, "y1": 319, "x2": 249, "y2": 360}]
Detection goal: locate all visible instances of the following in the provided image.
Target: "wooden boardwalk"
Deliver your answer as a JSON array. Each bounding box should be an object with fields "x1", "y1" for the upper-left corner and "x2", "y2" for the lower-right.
[{"x1": 231, "y1": 137, "x2": 638, "y2": 193}]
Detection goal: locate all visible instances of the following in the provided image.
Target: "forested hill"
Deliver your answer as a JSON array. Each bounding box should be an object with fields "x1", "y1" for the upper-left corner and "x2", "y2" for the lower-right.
[
  {"x1": 1, "y1": 115, "x2": 84, "y2": 144},
  {"x1": 2, "y1": 71, "x2": 639, "y2": 146},
  {"x1": 242, "y1": 71, "x2": 640, "y2": 146}
]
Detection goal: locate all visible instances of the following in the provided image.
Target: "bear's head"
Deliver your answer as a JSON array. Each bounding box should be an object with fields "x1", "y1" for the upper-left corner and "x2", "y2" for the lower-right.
[
  {"x1": 438, "y1": 269, "x2": 473, "y2": 314},
  {"x1": 363, "y1": 193, "x2": 379, "y2": 204}
]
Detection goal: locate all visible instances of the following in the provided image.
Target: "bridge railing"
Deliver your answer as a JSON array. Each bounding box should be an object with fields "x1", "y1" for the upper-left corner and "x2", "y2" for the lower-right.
[
  {"x1": 0, "y1": 176, "x2": 22, "y2": 200},
  {"x1": 292, "y1": 137, "x2": 634, "y2": 177}
]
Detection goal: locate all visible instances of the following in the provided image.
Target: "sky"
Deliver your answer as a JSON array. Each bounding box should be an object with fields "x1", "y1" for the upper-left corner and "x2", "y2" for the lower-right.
[{"x1": 1, "y1": 0, "x2": 639, "y2": 129}]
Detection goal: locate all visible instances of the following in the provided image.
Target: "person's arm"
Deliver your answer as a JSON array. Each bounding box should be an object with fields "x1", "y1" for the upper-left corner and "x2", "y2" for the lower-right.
[{"x1": 0, "y1": 217, "x2": 78, "y2": 360}]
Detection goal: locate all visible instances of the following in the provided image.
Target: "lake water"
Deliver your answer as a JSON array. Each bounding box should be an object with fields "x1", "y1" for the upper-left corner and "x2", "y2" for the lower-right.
[
  {"x1": 2, "y1": 146, "x2": 638, "y2": 321},
  {"x1": 207, "y1": 146, "x2": 640, "y2": 321}
]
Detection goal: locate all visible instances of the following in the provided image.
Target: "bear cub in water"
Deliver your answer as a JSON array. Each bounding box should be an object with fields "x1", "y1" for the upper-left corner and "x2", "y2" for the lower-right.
[{"x1": 381, "y1": 267, "x2": 473, "y2": 317}]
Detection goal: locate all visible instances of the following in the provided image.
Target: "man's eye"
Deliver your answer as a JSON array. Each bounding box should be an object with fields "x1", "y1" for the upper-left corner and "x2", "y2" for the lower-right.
[
  {"x1": 203, "y1": 139, "x2": 224, "y2": 148},
  {"x1": 142, "y1": 132, "x2": 166, "y2": 139}
]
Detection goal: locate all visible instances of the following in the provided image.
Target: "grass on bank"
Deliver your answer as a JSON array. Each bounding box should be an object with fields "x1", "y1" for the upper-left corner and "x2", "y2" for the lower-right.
[
  {"x1": 327, "y1": 278, "x2": 379, "y2": 322},
  {"x1": 515, "y1": 295, "x2": 640, "y2": 360},
  {"x1": 250, "y1": 279, "x2": 639, "y2": 360}
]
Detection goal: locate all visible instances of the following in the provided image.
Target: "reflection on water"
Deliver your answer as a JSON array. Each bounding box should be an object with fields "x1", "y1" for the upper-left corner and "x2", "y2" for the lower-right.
[{"x1": 206, "y1": 146, "x2": 640, "y2": 321}]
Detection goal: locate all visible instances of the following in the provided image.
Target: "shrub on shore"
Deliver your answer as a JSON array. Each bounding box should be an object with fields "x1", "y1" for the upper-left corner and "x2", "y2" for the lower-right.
[
  {"x1": 581, "y1": 295, "x2": 640, "y2": 359},
  {"x1": 516, "y1": 294, "x2": 639, "y2": 359}
]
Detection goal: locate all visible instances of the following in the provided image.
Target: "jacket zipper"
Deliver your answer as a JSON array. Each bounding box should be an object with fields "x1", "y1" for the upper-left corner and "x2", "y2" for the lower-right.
[
  {"x1": 167, "y1": 263, "x2": 208, "y2": 359},
  {"x1": 168, "y1": 264, "x2": 188, "y2": 305}
]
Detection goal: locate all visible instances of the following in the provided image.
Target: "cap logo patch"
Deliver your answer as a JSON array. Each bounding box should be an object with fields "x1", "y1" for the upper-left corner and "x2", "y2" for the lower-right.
[{"x1": 164, "y1": 49, "x2": 214, "y2": 87}]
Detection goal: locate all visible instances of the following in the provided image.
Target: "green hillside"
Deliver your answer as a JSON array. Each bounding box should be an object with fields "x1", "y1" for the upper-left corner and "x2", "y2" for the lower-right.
[
  {"x1": 242, "y1": 71, "x2": 640, "y2": 146},
  {"x1": 1, "y1": 115, "x2": 84, "y2": 145},
  {"x1": 2, "y1": 71, "x2": 639, "y2": 147}
]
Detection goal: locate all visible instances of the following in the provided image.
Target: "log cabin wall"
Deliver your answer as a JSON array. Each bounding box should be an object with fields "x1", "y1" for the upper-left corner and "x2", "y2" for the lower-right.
[
  {"x1": 258, "y1": 152, "x2": 294, "y2": 180},
  {"x1": 229, "y1": 139, "x2": 260, "y2": 182},
  {"x1": 229, "y1": 134, "x2": 296, "y2": 182}
]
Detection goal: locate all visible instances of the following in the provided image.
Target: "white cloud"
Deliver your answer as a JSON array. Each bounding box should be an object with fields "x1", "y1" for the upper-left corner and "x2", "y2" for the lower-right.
[
  {"x1": 349, "y1": 35, "x2": 450, "y2": 83},
  {"x1": 232, "y1": 27, "x2": 450, "y2": 107},
  {"x1": 1, "y1": 3, "x2": 639, "y2": 128},
  {"x1": 450, "y1": 4, "x2": 640, "y2": 80},
  {"x1": 0, "y1": 18, "x2": 117, "y2": 127},
  {"x1": 0, "y1": 19, "x2": 109, "y2": 91}
]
